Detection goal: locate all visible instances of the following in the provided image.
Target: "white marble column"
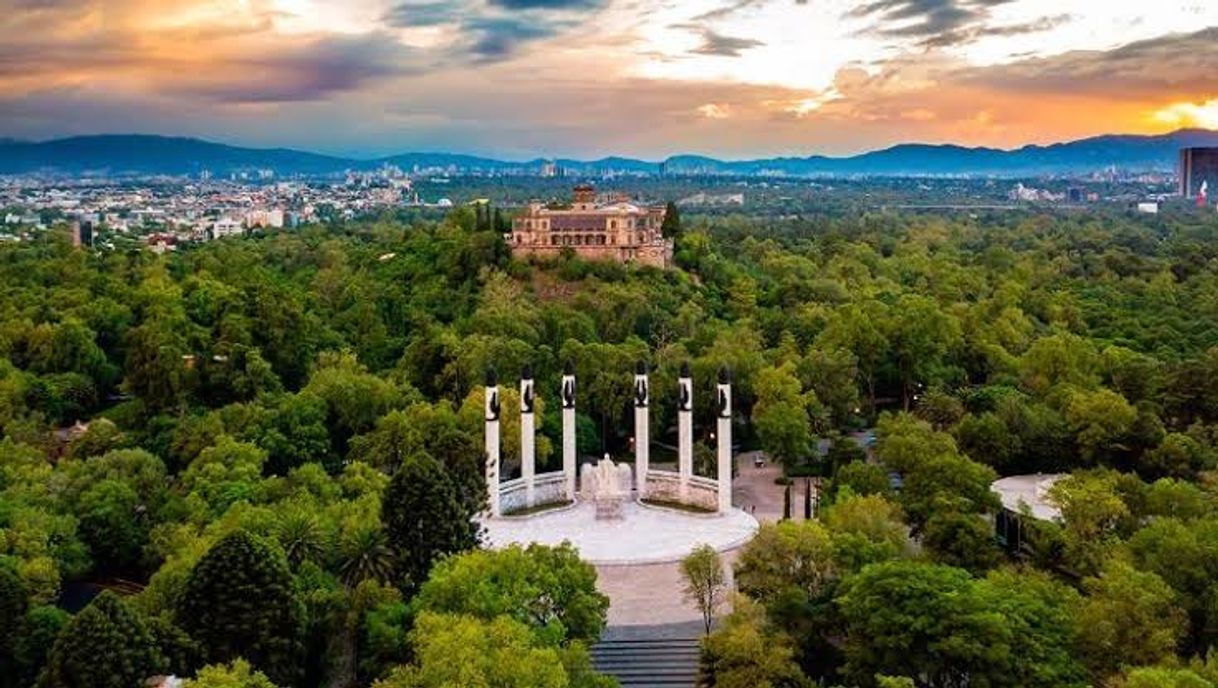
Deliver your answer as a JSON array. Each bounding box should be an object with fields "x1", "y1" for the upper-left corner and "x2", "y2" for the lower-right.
[
  {"x1": 678, "y1": 361, "x2": 693, "y2": 502},
  {"x1": 521, "y1": 364, "x2": 536, "y2": 509},
  {"x1": 634, "y1": 361, "x2": 650, "y2": 499},
  {"x1": 561, "y1": 361, "x2": 577, "y2": 501},
  {"x1": 717, "y1": 367, "x2": 732, "y2": 514},
  {"x1": 484, "y1": 370, "x2": 501, "y2": 518}
]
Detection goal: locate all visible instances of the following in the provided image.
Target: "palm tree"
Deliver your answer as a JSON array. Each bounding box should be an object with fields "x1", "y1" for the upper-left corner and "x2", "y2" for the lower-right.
[
  {"x1": 275, "y1": 508, "x2": 328, "y2": 567},
  {"x1": 338, "y1": 523, "x2": 395, "y2": 587}
]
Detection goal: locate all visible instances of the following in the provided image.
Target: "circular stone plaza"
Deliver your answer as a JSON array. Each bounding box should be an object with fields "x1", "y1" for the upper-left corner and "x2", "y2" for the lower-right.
[{"x1": 478, "y1": 362, "x2": 761, "y2": 625}]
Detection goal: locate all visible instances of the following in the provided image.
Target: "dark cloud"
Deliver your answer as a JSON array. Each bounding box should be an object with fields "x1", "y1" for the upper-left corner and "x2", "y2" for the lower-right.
[
  {"x1": 170, "y1": 33, "x2": 419, "y2": 103},
  {"x1": 848, "y1": 0, "x2": 1021, "y2": 47},
  {"x1": 489, "y1": 0, "x2": 606, "y2": 8},
  {"x1": 973, "y1": 14, "x2": 1073, "y2": 39},
  {"x1": 691, "y1": 0, "x2": 763, "y2": 21},
  {"x1": 383, "y1": 0, "x2": 610, "y2": 62},
  {"x1": 959, "y1": 27, "x2": 1218, "y2": 98},
  {"x1": 382, "y1": 1, "x2": 460, "y2": 27},
  {"x1": 466, "y1": 17, "x2": 560, "y2": 59},
  {"x1": 691, "y1": 30, "x2": 765, "y2": 57},
  {"x1": 0, "y1": 0, "x2": 419, "y2": 104}
]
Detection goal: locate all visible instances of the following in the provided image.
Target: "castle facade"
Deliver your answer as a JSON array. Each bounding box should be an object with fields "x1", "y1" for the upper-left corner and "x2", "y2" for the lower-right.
[{"x1": 507, "y1": 185, "x2": 672, "y2": 268}]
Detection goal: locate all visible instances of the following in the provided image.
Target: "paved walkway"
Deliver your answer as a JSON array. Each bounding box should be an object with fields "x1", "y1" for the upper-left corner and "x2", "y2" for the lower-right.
[
  {"x1": 482, "y1": 500, "x2": 758, "y2": 565},
  {"x1": 597, "y1": 452, "x2": 816, "y2": 626},
  {"x1": 733, "y1": 451, "x2": 817, "y2": 522},
  {"x1": 596, "y1": 547, "x2": 742, "y2": 626}
]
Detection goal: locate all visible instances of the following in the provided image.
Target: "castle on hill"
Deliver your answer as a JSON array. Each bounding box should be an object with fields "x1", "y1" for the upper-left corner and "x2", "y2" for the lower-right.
[{"x1": 506, "y1": 185, "x2": 673, "y2": 268}]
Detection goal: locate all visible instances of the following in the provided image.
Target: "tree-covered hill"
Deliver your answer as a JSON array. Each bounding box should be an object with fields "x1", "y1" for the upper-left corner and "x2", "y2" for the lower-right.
[{"x1": 2, "y1": 205, "x2": 1218, "y2": 687}]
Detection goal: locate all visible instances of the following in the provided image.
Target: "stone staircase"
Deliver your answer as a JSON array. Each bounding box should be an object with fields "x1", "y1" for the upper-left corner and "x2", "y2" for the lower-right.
[{"x1": 592, "y1": 624, "x2": 703, "y2": 688}]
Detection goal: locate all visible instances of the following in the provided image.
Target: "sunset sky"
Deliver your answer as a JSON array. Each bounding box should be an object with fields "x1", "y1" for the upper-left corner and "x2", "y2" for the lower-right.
[{"x1": 2, "y1": 0, "x2": 1218, "y2": 159}]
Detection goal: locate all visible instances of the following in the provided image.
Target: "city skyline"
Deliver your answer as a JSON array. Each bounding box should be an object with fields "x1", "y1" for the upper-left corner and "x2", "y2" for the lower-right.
[{"x1": 3, "y1": 1, "x2": 1218, "y2": 159}]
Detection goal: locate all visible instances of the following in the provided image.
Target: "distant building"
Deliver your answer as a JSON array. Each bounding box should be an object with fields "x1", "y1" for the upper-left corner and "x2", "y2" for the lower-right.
[
  {"x1": 70, "y1": 220, "x2": 93, "y2": 247},
  {"x1": 540, "y1": 160, "x2": 558, "y2": 178},
  {"x1": 244, "y1": 209, "x2": 285, "y2": 229},
  {"x1": 507, "y1": 185, "x2": 672, "y2": 268},
  {"x1": 1137, "y1": 201, "x2": 1160, "y2": 214},
  {"x1": 211, "y1": 217, "x2": 243, "y2": 239},
  {"x1": 1179, "y1": 148, "x2": 1218, "y2": 199}
]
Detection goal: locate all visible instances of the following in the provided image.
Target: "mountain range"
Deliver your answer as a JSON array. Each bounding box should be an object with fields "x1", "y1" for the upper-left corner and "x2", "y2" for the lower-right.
[{"x1": 2, "y1": 130, "x2": 1216, "y2": 178}]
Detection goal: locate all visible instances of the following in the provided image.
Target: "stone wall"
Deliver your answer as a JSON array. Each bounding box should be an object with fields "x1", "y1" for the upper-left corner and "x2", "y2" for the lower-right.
[
  {"x1": 644, "y1": 470, "x2": 720, "y2": 511},
  {"x1": 500, "y1": 471, "x2": 569, "y2": 514}
]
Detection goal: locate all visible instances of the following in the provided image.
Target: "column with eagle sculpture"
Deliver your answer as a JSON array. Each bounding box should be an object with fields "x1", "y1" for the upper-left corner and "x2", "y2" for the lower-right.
[
  {"x1": 484, "y1": 369, "x2": 501, "y2": 518},
  {"x1": 678, "y1": 361, "x2": 693, "y2": 503},
  {"x1": 634, "y1": 361, "x2": 650, "y2": 500},
  {"x1": 521, "y1": 364, "x2": 536, "y2": 509},
  {"x1": 717, "y1": 367, "x2": 732, "y2": 514},
  {"x1": 561, "y1": 361, "x2": 577, "y2": 502}
]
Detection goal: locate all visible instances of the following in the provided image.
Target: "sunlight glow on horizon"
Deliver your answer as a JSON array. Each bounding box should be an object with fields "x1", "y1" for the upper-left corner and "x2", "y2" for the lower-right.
[
  {"x1": 1154, "y1": 100, "x2": 1218, "y2": 130},
  {"x1": 3, "y1": 0, "x2": 1218, "y2": 157}
]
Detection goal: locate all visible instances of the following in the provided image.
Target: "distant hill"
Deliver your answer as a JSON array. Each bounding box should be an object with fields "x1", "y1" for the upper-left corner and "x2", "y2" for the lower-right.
[
  {"x1": 2, "y1": 130, "x2": 1217, "y2": 178},
  {"x1": 0, "y1": 135, "x2": 350, "y2": 176}
]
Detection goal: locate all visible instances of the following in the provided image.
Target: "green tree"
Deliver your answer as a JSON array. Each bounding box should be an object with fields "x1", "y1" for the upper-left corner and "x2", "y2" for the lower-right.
[
  {"x1": 922, "y1": 512, "x2": 1003, "y2": 574},
  {"x1": 0, "y1": 564, "x2": 28, "y2": 688},
  {"x1": 820, "y1": 493, "x2": 909, "y2": 572},
  {"x1": 700, "y1": 597, "x2": 809, "y2": 688},
  {"x1": 973, "y1": 568, "x2": 1087, "y2": 688},
  {"x1": 381, "y1": 454, "x2": 479, "y2": 594},
  {"x1": 1120, "y1": 667, "x2": 1213, "y2": 688},
  {"x1": 176, "y1": 531, "x2": 305, "y2": 685},
  {"x1": 753, "y1": 365, "x2": 813, "y2": 470},
  {"x1": 302, "y1": 350, "x2": 408, "y2": 453},
  {"x1": 1048, "y1": 472, "x2": 1133, "y2": 576},
  {"x1": 1065, "y1": 388, "x2": 1137, "y2": 465},
  {"x1": 11, "y1": 605, "x2": 69, "y2": 688},
  {"x1": 184, "y1": 659, "x2": 279, "y2": 688},
  {"x1": 681, "y1": 544, "x2": 726, "y2": 635},
  {"x1": 255, "y1": 393, "x2": 332, "y2": 475},
  {"x1": 1018, "y1": 333, "x2": 1100, "y2": 394},
  {"x1": 338, "y1": 522, "x2": 396, "y2": 588},
  {"x1": 180, "y1": 436, "x2": 268, "y2": 516},
  {"x1": 829, "y1": 461, "x2": 891, "y2": 499},
  {"x1": 837, "y1": 560, "x2": 1067, "y2": 688},
  {"x1": 414, "y1": 543, "x2": 607, "y2": 646},
  {"x1": 41, "y1": 591, "x2": 166, "y2": 688},
  {"x1": 1074, "y1": 561, "x2": 1186, "y2": 681},
  {"x1": 372, "y1": 613, "x2": 586, "y2": 688},
  {"x1": 661, "y1": 201, "x2": 681, "y2": 240},
  {"x1": 735, "y1": 520, "x2": 837, "y2": 606},
  {"x1": 76, "y1": 479, "x2": 148, "y2": 574},
  {"x1": 1129, "y1": 517, "x2": 1218, "y2": 650},
  {"x1": 897, "y1": 451, "x2": 999, "y2": 533}
]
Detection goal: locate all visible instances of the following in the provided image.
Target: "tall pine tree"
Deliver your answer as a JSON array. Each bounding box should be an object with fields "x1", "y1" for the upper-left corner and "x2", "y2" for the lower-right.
[
  {"x1": 0, "y1": 565, "x2": 28, "y2": 688},
  {"x1": 382, "y1": 453, "x2": 479, "y2": 594},
  {"x1": 176, "y1": 531, "x2": 305, "y2": 686},
  {"x1": 41, "y1": 591, "x2": 166, "y2": 688},
  {"x1": 661, "y1": 201, "x2": 681, "y2": 240}
]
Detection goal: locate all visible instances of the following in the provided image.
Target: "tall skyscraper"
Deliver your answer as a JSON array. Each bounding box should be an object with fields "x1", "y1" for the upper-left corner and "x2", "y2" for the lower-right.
[{"x1": 1179, "y1": 148, "x2": 1218, "y2": 200}]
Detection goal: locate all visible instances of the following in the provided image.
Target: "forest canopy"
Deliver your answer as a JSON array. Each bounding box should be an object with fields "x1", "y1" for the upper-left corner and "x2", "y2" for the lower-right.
[{"x1": 2, "y1": 204, "x2": 1218, "y2": 687}]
